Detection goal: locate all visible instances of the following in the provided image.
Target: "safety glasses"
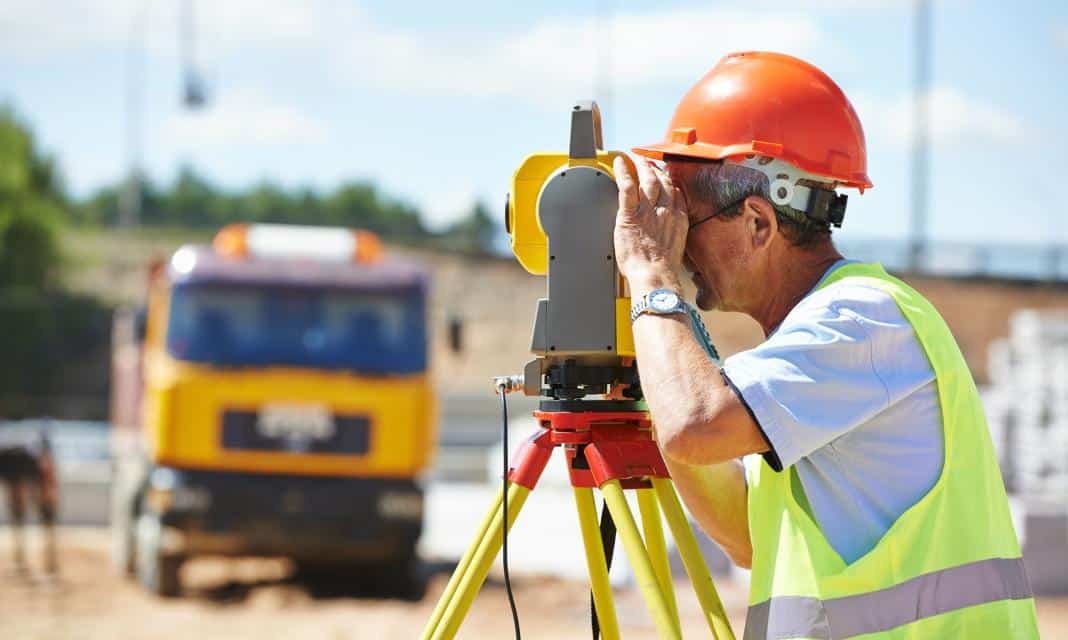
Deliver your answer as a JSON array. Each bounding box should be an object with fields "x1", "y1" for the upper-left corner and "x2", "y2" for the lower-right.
[{"x1": 688, "y1": 198, "x2": 747, "y2": 230}]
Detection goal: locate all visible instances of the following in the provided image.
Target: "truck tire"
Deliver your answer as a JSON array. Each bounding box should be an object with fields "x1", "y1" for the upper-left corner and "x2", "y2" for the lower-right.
[
  {"x1": 379, "y1": 552, "x2": 427, "y2": 601},
  {"x1": 135, "y1": 513, "x2": 182, "y2": 597},
  {"x1": 110, "y1": 452, "x2": 146, "y2": 577},
  {"x1": 294, "y1": 554, "x2": 426, "y2": 601}
]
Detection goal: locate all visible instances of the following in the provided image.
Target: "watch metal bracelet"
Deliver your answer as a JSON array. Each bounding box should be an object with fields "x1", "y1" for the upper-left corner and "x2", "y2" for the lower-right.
[{"x1": 686, "y1": 306, "x2": 721, "y2": 365}]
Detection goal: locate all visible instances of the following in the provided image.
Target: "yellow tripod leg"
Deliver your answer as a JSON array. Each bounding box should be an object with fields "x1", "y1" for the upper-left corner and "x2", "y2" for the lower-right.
[
  {"x1": 653, "y1": 478, "x2": 736, "y2": 640},
  {"x1": 420, "y1": 486, "x2": 504, "y2": 640},
  {"x1": 601, "y1": 480, "x2": 682, "y2": 640},
  {"x1": 430, "y1": 481, "x2": 531, "y2": 640},
  {"x1": 637, "y1": 488, "x2": 679, "y2": 623},
  {"x1": 573, "y1": 487, "x2": 620, "y2": 640}
]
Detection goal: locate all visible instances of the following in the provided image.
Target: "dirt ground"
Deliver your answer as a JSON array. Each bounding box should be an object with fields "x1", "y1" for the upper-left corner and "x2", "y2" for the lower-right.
[{"x1": 2, "y1": 527, "x2": 1068, "y2": 639}]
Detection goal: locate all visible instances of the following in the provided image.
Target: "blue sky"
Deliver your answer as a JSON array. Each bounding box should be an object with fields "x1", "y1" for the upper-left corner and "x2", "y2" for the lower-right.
[{"x1": 3, "y1": 0, "x2": 1066, "y2": 246}]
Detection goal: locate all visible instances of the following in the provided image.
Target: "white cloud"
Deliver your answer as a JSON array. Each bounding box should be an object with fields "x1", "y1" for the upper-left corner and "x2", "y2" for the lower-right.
[
  {"x1": 0, "y1": 2, "x2": 126, "y2": 56},
  {"x1": 336, "y1": 7, "x2": 825, "y2": 104},
  {"x1": 851, "y1": 87, "x2": 1030, "y2": 147},
  {"x1": 165, "y1": 90, "x2": 328, "y2": 147},
  {"x1": 0, "y1": 0, "x2": 362, "y2": 58},
  {"x1": 2, "y1": 1, "x2": 827, "y2": 107}
]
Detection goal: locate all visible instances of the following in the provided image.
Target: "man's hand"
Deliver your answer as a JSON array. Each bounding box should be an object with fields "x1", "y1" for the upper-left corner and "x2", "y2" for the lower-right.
[{"x1": 613, "y1": 156, "x2": 688, "y2": 295}]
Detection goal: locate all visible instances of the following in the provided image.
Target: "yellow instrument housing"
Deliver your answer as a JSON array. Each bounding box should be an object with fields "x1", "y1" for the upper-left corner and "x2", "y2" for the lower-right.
[
  {"x1": 507, "y1": 151, "x2": 631, "y2": 276},
  {"x1": 507, "y1": 150, "x2": 637, "y2": 360}
]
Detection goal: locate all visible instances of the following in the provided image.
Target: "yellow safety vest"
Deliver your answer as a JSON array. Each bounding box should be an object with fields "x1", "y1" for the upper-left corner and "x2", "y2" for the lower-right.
[{"x1": 743, "y1": 262, "x2": 1039, "y2": 639}]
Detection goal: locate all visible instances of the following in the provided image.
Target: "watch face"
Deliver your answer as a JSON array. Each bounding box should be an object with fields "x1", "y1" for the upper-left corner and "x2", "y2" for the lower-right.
[{"x1": 649, "y1": 290, "x2": 680, "y2": 312}]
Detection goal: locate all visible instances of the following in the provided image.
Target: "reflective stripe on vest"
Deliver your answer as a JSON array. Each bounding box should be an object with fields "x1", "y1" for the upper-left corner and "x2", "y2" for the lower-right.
[{"x1": 744, "y1": 545, "x2": 1032, "y2": 640}]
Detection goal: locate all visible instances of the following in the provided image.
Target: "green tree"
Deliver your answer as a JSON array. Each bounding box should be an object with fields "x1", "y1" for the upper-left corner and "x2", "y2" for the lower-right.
[
  {"x1": 162, "y1": 165, "x2": 217, "y2": 226},
  {"x1": 0, "y1": 106, "x2": 111, "y2": 416},
  {"x1": 0, "y1": 106, "x2": 65, "y2": 290},
  {"x1": 438, "y1": 201, "x2": 497, "y2": 254}
]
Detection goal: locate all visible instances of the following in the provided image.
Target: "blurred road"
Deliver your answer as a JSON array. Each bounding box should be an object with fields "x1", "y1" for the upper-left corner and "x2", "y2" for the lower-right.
[
  {"x1": 0, "y1": 526, "x2": 751, "y2": 640},
  {"x1": 3, "y1": 527, "x2": 1068, "y2": 639}
]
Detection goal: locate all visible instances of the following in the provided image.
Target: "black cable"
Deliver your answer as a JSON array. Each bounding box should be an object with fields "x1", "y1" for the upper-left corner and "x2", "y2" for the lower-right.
[{"x1": 500, "y1": 387, "x2": 521, "y2": 640}]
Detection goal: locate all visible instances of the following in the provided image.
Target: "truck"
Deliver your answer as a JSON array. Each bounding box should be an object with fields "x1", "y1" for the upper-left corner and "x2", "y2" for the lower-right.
[{"x1": 110, "y1": 224, "x2": 434, "y2": 597}]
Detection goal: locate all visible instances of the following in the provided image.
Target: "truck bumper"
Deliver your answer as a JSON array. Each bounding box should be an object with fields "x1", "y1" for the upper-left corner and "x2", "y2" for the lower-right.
[{"x1": 149, "y1": 467, "x2": 423, "y2": 563}]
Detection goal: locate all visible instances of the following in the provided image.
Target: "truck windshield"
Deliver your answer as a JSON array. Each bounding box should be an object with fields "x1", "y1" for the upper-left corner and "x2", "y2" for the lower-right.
[{"x1": 166, "y1": 283, "x2": 426, "y2": 374}]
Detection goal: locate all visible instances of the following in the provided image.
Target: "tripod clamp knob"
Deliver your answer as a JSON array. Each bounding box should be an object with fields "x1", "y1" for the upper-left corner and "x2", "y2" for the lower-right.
[{"x1": 494, "y1": 375, "x2": 525, "y2": 394}]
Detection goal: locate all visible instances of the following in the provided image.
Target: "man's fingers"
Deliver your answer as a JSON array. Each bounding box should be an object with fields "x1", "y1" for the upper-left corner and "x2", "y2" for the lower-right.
[
  {"x1": 636, "y1": 159, "x2": 662, "y2": 207},
  {"x1": 673, "y1": 186, "x2": 688, "y2": 218},
  {"x1": 650, "y1": 162, "x2": 675, "y2": 208},
  {"x1": 614, "y1": 156, "x2": 639, "y2": 215}
]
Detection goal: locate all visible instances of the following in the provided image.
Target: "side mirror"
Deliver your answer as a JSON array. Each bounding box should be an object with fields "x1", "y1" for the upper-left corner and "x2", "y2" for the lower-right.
[{"x1": 447, "y1": 314, "x2": 464, "y2": 355}]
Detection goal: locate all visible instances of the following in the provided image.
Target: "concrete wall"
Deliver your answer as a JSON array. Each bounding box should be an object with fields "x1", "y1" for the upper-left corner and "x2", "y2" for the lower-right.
[{"x1": 902, "y1": 274, "x2": 1068, "y2": 383}]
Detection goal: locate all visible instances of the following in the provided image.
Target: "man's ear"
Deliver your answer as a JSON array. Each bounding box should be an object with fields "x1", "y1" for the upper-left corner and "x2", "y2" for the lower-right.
[{"x1": 743, "y1": 195, "x2": 778, "y2": 250}]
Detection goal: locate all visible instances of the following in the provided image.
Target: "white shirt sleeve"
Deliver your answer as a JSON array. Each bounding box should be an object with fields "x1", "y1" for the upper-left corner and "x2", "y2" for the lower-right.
[{"x1": 722, "y1": 283, "x2": 934, "y2": 470}]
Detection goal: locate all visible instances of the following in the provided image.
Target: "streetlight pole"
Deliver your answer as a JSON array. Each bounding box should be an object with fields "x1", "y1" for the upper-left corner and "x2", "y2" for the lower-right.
[
  {"x1": 119, "y1": 1, "x2": 150, "y2": 228},
  {"x1": 119, "y1": 0, "x2": 208, "y2": 228},
  {"x1": 908, "y1": 0, "x2": 932, "y2": 272}
]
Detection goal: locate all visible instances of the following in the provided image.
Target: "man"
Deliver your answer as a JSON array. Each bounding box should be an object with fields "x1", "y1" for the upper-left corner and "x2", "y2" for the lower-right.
[
  {"x1": 614, "y1": 51, "x2": 1038, "y2": 639},
  {"x1": 0, "y1": 425, "x2": 58, "y2": 575}
]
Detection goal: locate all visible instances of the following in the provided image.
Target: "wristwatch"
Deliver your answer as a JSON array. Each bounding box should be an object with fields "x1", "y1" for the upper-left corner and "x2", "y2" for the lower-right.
[
  {"x1": 631, "y1": 288, "x2": 688, "y2": 322},
  {"x1": 630, "y1": 288, "x2": 722, "y2": 365}
]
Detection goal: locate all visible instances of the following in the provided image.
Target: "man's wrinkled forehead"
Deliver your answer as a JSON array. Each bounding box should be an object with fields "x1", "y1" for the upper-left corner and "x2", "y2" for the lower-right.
[
  {"x1": 664, "y1": 156, "x2": 768, "y2": 221},
  {"x1": 664, "y1": 157, "x2": 719, "y2": 203}
]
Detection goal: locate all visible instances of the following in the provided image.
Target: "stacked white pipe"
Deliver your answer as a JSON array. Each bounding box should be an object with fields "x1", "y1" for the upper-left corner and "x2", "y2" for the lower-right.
[{"x1": 984, "y1": 309, "x2": 1068, "y2": 496}]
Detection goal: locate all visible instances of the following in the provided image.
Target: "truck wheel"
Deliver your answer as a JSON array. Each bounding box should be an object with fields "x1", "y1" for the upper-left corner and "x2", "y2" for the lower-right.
[
  {"x1": 135, "y1": 514, "x2": 182, "y2": 597},
  {"x1": 381, "y1": 553, "x2": 427, "y2": 601}
]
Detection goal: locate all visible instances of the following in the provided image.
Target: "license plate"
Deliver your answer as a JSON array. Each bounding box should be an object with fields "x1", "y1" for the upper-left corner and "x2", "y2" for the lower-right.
[
  {"x1": 257, "y1": 404, "x2": 335, "y2": 445},
  {"x1": 221, "y1": 406, "x2": 370, "y2": 455}
]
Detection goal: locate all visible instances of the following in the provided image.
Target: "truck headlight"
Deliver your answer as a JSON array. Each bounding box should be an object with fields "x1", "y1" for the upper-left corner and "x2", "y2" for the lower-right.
[
  {"x1": 145, "y1": 486, "x2": 174, "y2": 513},
  {"x1": 145, "y1": 468, "x2": 212, "y2": 514}
]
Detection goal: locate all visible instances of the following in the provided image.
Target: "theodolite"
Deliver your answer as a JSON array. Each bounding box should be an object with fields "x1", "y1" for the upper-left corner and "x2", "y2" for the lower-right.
[{"x1": 420, "y1": 102, "x2": 735, "y2": 640}]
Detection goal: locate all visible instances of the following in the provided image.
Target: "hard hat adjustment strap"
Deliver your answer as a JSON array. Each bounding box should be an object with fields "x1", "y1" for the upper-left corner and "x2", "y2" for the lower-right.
[
  {"x1": 804, "y1": 189, "x2": 847, "y2": 228},
  {"x1": 734, "y1": 155, "x2": 847, "y2": 229}
]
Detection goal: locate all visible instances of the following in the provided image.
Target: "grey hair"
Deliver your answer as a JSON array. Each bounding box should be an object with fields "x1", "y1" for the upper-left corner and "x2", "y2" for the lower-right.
[{"x1": 691, "y1": 161, "x2": 833, "y2": 247}]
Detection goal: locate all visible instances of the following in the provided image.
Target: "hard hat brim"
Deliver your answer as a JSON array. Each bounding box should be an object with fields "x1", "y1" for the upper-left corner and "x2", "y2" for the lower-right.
[
  {"x1": 631, "y1": 141, "x2": 873, "y2": 191},
  {"x1": 632, "y1": 141, "x2": 737, "y2": 162}
]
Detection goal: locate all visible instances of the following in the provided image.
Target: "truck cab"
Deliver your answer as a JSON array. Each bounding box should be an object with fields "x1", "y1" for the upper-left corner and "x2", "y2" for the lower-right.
[{"x1": 111, "y1": 224, "x2": 435, "y2": 597}]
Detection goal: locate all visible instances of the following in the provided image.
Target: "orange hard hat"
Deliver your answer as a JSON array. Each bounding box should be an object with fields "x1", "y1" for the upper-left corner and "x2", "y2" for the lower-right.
[{"x1": 633, "y1": 51, "x2": 872, "y2": 191}]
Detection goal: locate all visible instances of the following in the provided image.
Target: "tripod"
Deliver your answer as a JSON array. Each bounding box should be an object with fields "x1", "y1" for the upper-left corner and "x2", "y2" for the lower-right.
[{"x1": 420, "y1": 398, "x2": 736, "y2": 640}]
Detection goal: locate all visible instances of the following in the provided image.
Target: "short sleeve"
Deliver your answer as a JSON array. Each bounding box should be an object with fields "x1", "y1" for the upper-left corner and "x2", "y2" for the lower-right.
[{"x1": 722, "y1": 285, "x2": 920, "y2": 470}]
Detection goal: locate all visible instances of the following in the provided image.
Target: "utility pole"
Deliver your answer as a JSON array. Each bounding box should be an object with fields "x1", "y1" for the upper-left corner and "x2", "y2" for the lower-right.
[
  {"x1": 119, "y1": 0, "x2": 209, "y2": 228},
  {"x1": 181, "y1": 0, "x2": 208, "y2": 108},
  {"x1": 908, "y1": 0, "x2": 932, "y2": 272},
  {"x1": 119, "y1": 2, "x2": 150, "y2": 228}
]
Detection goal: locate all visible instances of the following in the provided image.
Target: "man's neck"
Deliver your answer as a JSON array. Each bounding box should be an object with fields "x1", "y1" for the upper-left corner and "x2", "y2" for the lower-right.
[{"x1": 749, "y1": 245, "x2": 844, "y2": 336}]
